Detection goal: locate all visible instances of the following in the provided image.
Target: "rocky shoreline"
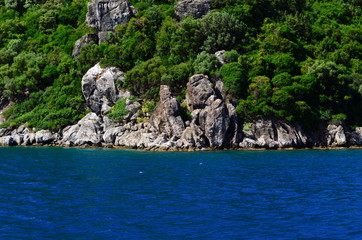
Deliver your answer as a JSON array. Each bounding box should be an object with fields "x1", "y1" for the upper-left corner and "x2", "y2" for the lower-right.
[
  {"x1": 1, "y1": 68, "x2": 362, "y2": 151},
  {"x1": 1, "y1": 0, "x2": 362, "y2": 151}
]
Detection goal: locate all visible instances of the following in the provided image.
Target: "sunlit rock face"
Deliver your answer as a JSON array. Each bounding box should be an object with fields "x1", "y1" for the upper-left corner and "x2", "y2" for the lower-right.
[
  {"x1": 174, "y1": 0, "x2": 211, "y2": 19},
  {"x1": 81, "y1": 63, "x2": 125, "y2": 115},
  {"x1": 86, "y1": 0, "x2": 133, "y2": 31}
]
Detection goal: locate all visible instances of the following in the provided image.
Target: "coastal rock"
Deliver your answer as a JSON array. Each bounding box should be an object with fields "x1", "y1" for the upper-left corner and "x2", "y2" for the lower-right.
[
  {"x1": 103, "y1": 126, "x2": 124, "y2": 144},
  {"x1": 186, "y1": 74, "x2": 214, "y2": 112},
  {"x1": 115, "y1": 122, "x2": 158, "y2": 149},
  {"x1": 62, "y1": 113, "x2": 102, "y2": 146},
  {"x1": 224, "y1": 103, "x2": 242, "y2": 147},
  {"x1": 23, "y1": 133, "x2": 36, "y2": 145},
  {"x1": 72, "y1": 34, "x2": 99, "y2": 58},
  {"x1": 325, "y1": 124, "x2": 347, "y2": 146},
  {"x1": 150, "y1": 85, "x2": 185, "y2": 138},
  {"x1": 123, "y1": 100, "x2": 141, "y2": 123},
  {"x1": 175, "y1": 0, "x2": 211, "y2": 19},
  {"x1": 86, "y1": 0, "x2": 133, "y2": 31},
  {"x1": 35, "y1": 130, "x2": 58, "y2": 144},
  {"x1": 82, "y1": 63, "x2": 125, "y2": 115},
  {"x1": 183, "y1": 74, "x2": 240, "y2": 148},
  {"x1": 198, "y1": 97, "x2": 230, "y2": 147},
  {"x1": 240, "y1": 119, "x2": 307, "y2": 148},
  {"x1": 179, "y1": 121, "x2": 207, "y2": 148},
  {"x1": 0, "y1": 127, "x2": 11, "y2": 137},
  {"x1": 0, "y1": 136, "x2": 15, "y2": 146},
  {"x1": 349, "y1": 127, "x2": 362, "y2": 146}
]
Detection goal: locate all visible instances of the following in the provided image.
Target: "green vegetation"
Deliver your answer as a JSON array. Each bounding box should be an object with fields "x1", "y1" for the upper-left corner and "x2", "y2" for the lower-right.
[
  {"x1": 0, "y1": 0, "x2": 361, "y2": 131},
  {"x1": 107, "y1": 98, "x2": 130, "y2": 122}
]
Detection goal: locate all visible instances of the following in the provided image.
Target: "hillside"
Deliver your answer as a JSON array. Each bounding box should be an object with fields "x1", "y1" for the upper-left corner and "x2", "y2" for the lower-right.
[{"x1": 0, "y1": 0, "x2": 361, "y2": 149}]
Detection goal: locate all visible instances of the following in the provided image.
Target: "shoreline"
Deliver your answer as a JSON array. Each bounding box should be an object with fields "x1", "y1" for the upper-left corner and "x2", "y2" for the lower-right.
[{"x1": 1, "y1": 142, "x2": 362, "y2": 152}]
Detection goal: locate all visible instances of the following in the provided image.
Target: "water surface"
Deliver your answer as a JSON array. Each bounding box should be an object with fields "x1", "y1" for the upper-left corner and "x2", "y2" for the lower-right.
[{"x1": 0, "y1": 147, "x2": 361, "y2": 239}]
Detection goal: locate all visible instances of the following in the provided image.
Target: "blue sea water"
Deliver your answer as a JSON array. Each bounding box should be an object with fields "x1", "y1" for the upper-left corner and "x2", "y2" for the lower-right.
[{"x1": 0, "y1": 147, "x2": 362, "y2": 239}]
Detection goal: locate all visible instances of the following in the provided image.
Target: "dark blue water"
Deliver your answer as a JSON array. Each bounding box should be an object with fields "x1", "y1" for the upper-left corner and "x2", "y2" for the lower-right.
[{"x1": 0, "y1": 147, "x2": 362, "y2": 239}]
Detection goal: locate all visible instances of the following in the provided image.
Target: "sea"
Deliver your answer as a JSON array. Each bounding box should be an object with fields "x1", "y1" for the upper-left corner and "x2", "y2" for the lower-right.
[{"x1": 0, "y1": 147, "x2": 361, "y2": 239}]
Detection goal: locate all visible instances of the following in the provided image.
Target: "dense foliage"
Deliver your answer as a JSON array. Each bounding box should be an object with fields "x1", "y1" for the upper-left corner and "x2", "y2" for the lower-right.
[{"x1": 0, "y1": 0, "x2": 361, "y2": 131}]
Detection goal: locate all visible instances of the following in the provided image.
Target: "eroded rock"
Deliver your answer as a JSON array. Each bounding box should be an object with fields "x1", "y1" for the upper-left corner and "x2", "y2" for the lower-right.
[
  {"x1": 325, "y1": 124, "x2": 347, "y2": 146},
  {"x1": 150, "y1": 85, "x2": 185, "y2": 139},
  {"x1": 186, "y1": 74, "x2": 214, "y2": 112},
  {"x1": 240, "y1": 119, "x2": 308, "y2": 149},
  {"x1": 86, "y1": 0, "x2": 133, "y2": 31},
  {"x1": 86, "y1": 0, "x2": 134, "y2": 42},
  {"x1": 350, "y1": 127, "x2": 362, "y2": 146},
  {"x1": 82, "y1": 63, "x2": 125, "y2": 115},
  {"x1": 62, "y1": 113, "x2": 102, "y2": 146},
  {"x1": 182, "y1": 74, "x2": 240, "y2": 148},
  {"x1": 175, "y1": 0, "x2": 211, "y2": 19},
  {"x1": 35, "y1": 130, "x2": 58, "y2": 144}
]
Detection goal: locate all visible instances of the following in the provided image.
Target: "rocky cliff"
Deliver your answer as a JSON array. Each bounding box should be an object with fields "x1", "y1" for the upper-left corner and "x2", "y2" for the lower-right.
[
  {"x1": 72, "y1": 0, "x2": 134, "y2": 53},
  {"x1": 1, "y1": 0, "x2": 362, "y2": 150},
  {"x1": 2, "y1": 64, "x2": 362, "y2": 150}
]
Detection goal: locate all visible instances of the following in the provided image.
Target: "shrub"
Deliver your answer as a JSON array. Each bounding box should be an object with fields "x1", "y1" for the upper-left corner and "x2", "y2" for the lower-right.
[{"x1": 107, "y1": 98, "x2": 130, "y2": 122}]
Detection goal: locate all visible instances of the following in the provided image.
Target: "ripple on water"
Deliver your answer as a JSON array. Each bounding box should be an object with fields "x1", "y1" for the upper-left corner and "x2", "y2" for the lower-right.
[{"x1": 0, "y1": 147, "x2": 361, "y2": 239}]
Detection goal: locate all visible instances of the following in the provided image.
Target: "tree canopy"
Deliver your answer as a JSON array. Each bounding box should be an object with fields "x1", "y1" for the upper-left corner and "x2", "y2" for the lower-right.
[{"x1": 0, "y1": 0, "x2": 361, "y2": 130}]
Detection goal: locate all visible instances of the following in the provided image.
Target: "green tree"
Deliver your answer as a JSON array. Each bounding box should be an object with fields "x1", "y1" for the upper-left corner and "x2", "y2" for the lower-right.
[
  {"x1": 198, "y1": 11, "x2": 247, "y2": 53},
  {"x1": 219, "y1": 62, "x2": 247, "y2": 97},
  {"x1": 192, "y1": 52, "x2": 219, "y2": 76}
]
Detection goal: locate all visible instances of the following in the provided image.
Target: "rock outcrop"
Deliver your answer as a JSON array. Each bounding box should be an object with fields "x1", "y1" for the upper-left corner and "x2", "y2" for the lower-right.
[
  {"x1": 349, "y1": 127, "x2": 362, "y2": 146},
  {"x1": 86, "y1": 0, "x2": 134, "y2": 42},
  {"x1": 240, "y1": 119, "x2": 308, "y2": 148},
  {"x1": 72, "y1": 34, "x2": 99, "y2": 58},
  {"x1": 150, "y1": 85, "x2": 185, "y2": 139},
  {"x1": 0, "y1": 125, "x2": 56, "y2": 146},
  {"x1": 174, "y1": 0, "x2": 211, "y2": 19},
  {"x1": 325, "y1": 124, "x2": 347, "y2": 147},
  {"x1": 186, "y1": 74, "x2": 214, "y2": 112},
  {"x1": 181, "y1": 74, "x2": 241, "y2": 148},
  {"x1": 82, "y1": 63, "x2": 125, "y2": 115},
  {"x1": 62, "y1": 113, "x2": 103, "y2": 146},
  {"x1": 35, "y1": 130, "x2": 58, "y2": 144}
]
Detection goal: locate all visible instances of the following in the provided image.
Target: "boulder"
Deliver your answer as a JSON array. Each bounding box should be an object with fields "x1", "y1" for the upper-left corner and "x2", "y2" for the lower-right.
[
  {"x1": 103, "y1": 126, "x2": 124, "y2": 144},
  {"x1": 86, "y1": 0, "x2": 133, "y2": 42},
  {"x1": 0, "y1": 136, "x2": 15, "y2": 146},
  {"x1": 82, "y1": 63, "x2": 125, "y2": 115},
  {"x1": 0, "y1": 127, "x2": 10, "y2": 137},
  {"x1": 240, "y1": 119, "x2": 308, "y2": 148},
  {"x1": 23, "y1": 133, "x2": 36, "y2": 145},
  {"x1": 35, "y1": 130, "x2": 58, "y2": 144},
  {"x1": 115, "y1": 122, "x2": 158, "y2": 148},
  {"x1": 349, "y1": 127, "x2": 362, "y2": 146},
  {"x1": 123, "y1": 100, "x2": 141, "y2": 123},
  {"x1": 224, "y1": 103, "x2": 242, "y2": 147},
  {"x1": 86, "y1": 0, "x2": 133, "y2": 31},
  {"x1": 325, "y1": 124, "x2": 347, "y2": 146},
  {"x1": 175, "y1": 0, "x2": 211, "y2": 19},
  {"x1": 179, "y1": 121, "x2": 207, "y2": 148},
  {"x1": 150, "y1": 85, "x2": 185, "y2": 139},
  {"x1": 198, "y1": 96, "x2": 230, "y2": 147},
  {"x1": 62, "y1": 113, "x2": 102, "y2": 146},
  {"x1": 183, "y1": 74, "x2": 240, "y2": 148},
  {"x1": 186, "y1": 74, "x2": 214, "y2": 112},
  {"x1": 72, "y1": 34, "x2": 99, "y2": 59}
]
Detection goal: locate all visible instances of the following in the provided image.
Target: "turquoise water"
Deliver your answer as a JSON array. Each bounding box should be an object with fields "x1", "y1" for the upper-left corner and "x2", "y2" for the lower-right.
[{"x1": 0, "y1": 147, "x2": 362, "y2": 239}]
